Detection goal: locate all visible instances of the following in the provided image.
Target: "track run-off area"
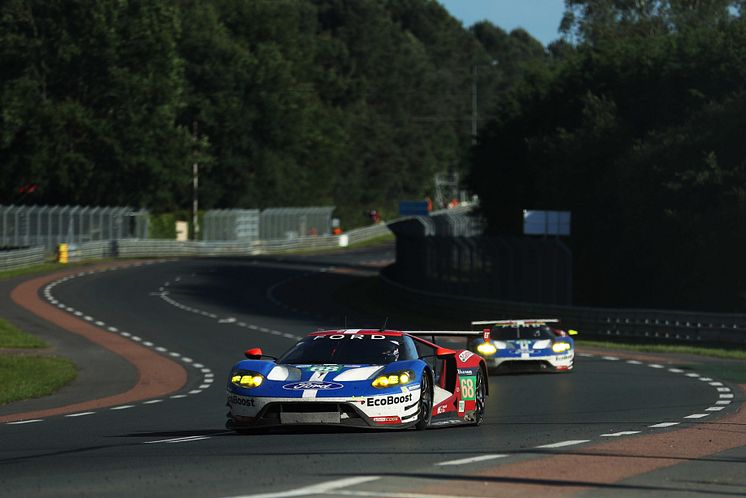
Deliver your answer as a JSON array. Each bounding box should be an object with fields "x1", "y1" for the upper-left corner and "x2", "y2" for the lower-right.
[{"x1": 1, "y1": 245, "x2": 744, "y2": 497}]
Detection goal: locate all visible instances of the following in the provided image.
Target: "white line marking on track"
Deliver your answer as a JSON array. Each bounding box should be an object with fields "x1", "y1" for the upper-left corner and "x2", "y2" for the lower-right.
[
  {"x1": 709, "y1": 382, "x2": 724, "y2": 386},
  {"x1": 335, "y1": 492, "x2": 488, "y2": 498},
  {"x1": 626, "y1": 360, "x2": 642, "y2": 365},
  {"x1": 170, "y1": 394, "x2": 187, "y2": 399},
  {"x1": 685, "y1": 373, "x2": 700, "y2": 377},
  {"x1": 668, "y1": 368, "x2": 684, "y2": 373},
  {"x1": 648, "y1": 364, "x2": 664, "y2": 368},
  {"x1": 143, "y1": 399, "x2": 163, "y2": 404},
  {"x1": 684, "y1": 413, "x2": 709, "y2": 419},
  {"x1": 716, "y1": 400, "x2": 732, "y2": 405},
  {"x1": 600, "y1": 431, "x2": 641, "y2": 437},
  {"x1": 222, "y1": 476, "x2": 381, "y2": 498},
  {"x1": 110, "y1": 405, "x2": 135, "y2": 410},
  {"x1": 649, "y1": 422, "x2": 680, "y2": 428},
  {"x1": 706, "y1": 406, "x2": 725, "y2": 411},
  {"x1": 535, "y1": 440, "x2": 590, "y2": 449},
  {"x1": 144, "y1": 435, "x2": 211, "y2": 444},
  {"x1": 716, "y1": 387, "x2": 731, "y2": 392},
  {"x1": 436, "y1": 454, "x2": 508, "y2": 466},
  {"x1": 698, "y1": 377, "x2": 713, "y2": 381},
  {"x1": 7, "y1": 419, "x2": 43, "y2": 425},
  {"x1": 65, "y1": 412, "x2": 95, "y2": 417},
  {"x1": 720, "y1": 394, "x2": 734, "y2": 398},
  {"x1": 602, "y1": 356, "x2": 619, "y2": 361}
]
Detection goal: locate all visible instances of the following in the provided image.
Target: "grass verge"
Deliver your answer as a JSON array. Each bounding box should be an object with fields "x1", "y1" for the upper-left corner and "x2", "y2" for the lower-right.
[
  {"x1": 0, "y1": 318, "x2": 47, "y2": 348},
  {"x1": 576, "y1": 339, "x2": 746, "y2": 361},
  {"x1": 0, "y1": 260, "x2": 114, "y2": 281},
  {"x1": 0, "y1": 356, "x2": 77, "y2": 405}
]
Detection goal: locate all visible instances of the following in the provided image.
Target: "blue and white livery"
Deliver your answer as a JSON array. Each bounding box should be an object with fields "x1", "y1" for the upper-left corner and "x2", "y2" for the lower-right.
[
  {"x1": 469, "y1": 319, "x2": 577, "y2": 373},
  {"x1": 226, "y1": 329, "x2": 489, "y2": 431}
]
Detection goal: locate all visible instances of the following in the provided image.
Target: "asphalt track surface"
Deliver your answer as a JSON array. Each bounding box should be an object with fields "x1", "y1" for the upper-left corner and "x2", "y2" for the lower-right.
[{"x1": 0, "y1": 245, "x2": 744, "y2": 497}]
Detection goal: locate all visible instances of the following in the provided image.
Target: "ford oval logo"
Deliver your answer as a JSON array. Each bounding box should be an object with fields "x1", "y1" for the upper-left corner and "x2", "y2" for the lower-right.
[{"x1": 282, "y1": 381, "x2": 344, "y2": 391}]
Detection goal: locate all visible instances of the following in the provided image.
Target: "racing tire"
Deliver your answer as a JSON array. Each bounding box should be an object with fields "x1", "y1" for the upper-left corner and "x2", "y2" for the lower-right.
[
  {"x1": 473, "y1": 369, "x2": 486, "y2": 426},
  {"x1": 415, "y1": 373, "x2": 432, "y2": 430}
]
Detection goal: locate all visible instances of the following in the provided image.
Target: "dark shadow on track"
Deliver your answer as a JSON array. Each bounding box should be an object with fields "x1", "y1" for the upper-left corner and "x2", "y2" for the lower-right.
[{"x1": 320, "y1": 471, "x2": 746, "y2": 496}]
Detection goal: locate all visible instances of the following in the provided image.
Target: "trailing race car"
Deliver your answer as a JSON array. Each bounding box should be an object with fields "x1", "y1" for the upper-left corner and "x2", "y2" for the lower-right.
[
  {"x1": 468, "y1": 319, "x2": 577, "y2": 373},
  {"x1": 226, "y1": 328, "x2": 489, "y2": 431}
]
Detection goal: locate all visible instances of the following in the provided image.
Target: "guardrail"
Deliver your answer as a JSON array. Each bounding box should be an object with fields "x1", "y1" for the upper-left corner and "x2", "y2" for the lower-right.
[
  {"x1": 0, "y1": 222, "x2": 393, "y2": 271},
  {"x1": 379, "y1": 270, "x2": 746, "y2": 347},
  {"x1": 0, "y1": 246, "x2": 46, "y2": 271}
]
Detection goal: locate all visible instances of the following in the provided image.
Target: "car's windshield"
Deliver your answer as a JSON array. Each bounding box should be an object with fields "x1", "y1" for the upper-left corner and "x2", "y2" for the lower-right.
[
  {"x1": 278, "y1": 334, "x2": 404, "y2": 365},
  {"x1": 491, "y1": 326, "x2": 554, "y2": 341}
]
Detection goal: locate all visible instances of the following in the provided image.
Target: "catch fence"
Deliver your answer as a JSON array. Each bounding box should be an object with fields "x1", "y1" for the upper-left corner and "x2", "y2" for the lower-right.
[{"x1": 0, "y1": 205, "x2": 147, "y2": 251}]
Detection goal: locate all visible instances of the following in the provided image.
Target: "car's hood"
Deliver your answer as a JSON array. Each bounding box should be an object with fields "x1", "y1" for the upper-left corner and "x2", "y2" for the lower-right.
[{"x1": 268, "y1": 364, "x2": 384, "y2": 383}]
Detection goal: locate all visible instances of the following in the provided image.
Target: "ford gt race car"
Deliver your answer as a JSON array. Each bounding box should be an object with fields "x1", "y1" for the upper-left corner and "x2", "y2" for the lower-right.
[
  {"x1": 468, "y1": 319, "x2": 577, "y2": 373},
  {"x1": 226, "y1": 329, "x2": 489, "y2": 431}
]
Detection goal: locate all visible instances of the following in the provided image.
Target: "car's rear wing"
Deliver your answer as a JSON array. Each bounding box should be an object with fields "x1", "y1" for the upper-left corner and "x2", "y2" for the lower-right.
[
  {"x1": 471, "y1": 319, "x2": 559, "y2": 327},
  {"x1": 405, "y1": 330, "x2": 492, "y2": 343}
]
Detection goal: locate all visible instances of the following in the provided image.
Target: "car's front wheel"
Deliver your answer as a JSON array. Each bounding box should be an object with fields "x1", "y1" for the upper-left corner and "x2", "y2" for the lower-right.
[
  {"x1": 473, "y1": 369, "x2": 486, "y2": 426},
  {"x1": 415, "y1": 373, "x2": 432, "y2": 430}
]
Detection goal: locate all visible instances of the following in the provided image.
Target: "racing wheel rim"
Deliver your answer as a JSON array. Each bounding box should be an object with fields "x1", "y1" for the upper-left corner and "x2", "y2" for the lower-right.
[{"x1": 415, "y1": 373, "x2": 432, "y2": 430}]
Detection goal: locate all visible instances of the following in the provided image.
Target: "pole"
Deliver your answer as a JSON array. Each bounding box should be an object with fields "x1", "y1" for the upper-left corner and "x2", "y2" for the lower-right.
[
  {"x1": 192, "y1": 121, "x2": 199, "y2": 240},
  {"x1": 471, "y1": 64, "x2": 478, "y2": 145}
]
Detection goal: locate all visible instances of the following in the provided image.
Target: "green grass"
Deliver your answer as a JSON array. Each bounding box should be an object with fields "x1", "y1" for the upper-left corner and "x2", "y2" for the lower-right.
[
  {"x1": 0, "y1": 260, "x2": 115, "y2": 281},
  {"x1": 0, "y1": 262, "x2": 64, "y2": 281},
  {"x1": 0, "y1": 356, "x2": 77, "y2": 405},
  {"x1": 0, "y1": 319, "x2": 46, "y2": 348},
  {"x1": 576, "y1": 339, "x2": 746, "y2": 361}
]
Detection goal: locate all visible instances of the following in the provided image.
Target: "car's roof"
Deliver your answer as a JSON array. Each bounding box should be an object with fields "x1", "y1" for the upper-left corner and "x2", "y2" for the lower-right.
[{"x1": 308, "y1": 329, "x2": 404, "y2": 337}]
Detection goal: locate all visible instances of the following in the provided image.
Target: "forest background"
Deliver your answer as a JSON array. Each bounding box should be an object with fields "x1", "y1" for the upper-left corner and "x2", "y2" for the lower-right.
[{"x1": 1, "y1": 0, "x2": 744, "y2": 312}]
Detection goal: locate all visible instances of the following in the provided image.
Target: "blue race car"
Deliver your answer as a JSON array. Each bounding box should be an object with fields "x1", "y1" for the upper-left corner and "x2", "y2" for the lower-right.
[
  {"x1": 468, "y1": 319, "x2": 577, "y2": 373},
  {"x1": 226, "y1": 328, "x2": 489, "y2": 431}
]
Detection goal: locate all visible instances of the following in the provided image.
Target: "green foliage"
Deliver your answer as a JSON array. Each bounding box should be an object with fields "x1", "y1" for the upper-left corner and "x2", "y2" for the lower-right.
[
  {"x1": 471, "y1": 1, "x2": 746, "y2": 312},
  {"x1": 2, "y1": 0, "x2": 538, "y2": 228}
]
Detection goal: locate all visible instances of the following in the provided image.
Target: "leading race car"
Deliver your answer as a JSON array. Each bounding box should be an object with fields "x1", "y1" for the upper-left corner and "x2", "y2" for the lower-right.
[
  {"x1": 468, "y1": 319, "x2": 577, "y2": 373},
  {"x1": 226, "y1": 328, "x2": 489, "y2": 431}
]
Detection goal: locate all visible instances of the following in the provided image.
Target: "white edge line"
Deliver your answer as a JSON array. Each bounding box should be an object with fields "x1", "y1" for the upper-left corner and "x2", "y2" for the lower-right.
[
  {"x1": 7, "y1": 419, "x2": 44, "y2": 425},
  {"x1": 649, "y1": 422, "x2": 680, "y2": 428},
  {"x1": 222, "y1": 476, "x2": 381, "y2": 498},
  {"x1": 535, "y1": 440, "x2": 590, "y2": 449},
  {"x1": 436, "y1": 454, "x2": 508, "y2": 466}
]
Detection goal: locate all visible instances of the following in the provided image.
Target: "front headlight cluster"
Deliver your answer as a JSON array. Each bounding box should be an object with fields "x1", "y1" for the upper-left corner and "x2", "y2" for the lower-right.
[
  {"x1": 552, "y1": 342, "x2": 571, "y2": 353},
  {"x1": 476, "y1": 342, "x2": 497, "y2": 356},
  {"x1": 231, "y1": 371, "x2": 264, "y2": 388},
  {"x1": 371, "y1": 370, "x2": 413, "y2": 388}
]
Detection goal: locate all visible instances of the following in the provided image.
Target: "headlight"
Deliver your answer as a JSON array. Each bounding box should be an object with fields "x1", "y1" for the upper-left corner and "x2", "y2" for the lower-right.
[
  {"x1": 231, "y1": 371, "x2": 264, "y2": 388},
  {"x1": 476, "y1": 342, "x2": 497, "y2": 356},
  {"x1": 371, "y1": 370, "x2": 413, "y2": 388},
  {"x1": 552, "y1": 342, "x2": 571, "y2": 353}
]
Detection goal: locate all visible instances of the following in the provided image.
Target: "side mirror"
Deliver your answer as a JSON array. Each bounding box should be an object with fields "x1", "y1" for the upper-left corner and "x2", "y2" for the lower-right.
[
  {"x1": 244, "y1": 347, "x2": 263, "y2": 359},
  {"x1": 568, "y1": 330, "x2": 578, "y2": 336},
  {"x1": 435, "y1": 347, "x2": 456, "y2": 359}
]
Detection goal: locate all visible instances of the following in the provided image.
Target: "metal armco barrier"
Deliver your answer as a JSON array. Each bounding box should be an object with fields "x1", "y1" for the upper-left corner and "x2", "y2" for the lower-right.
[
  {"x1": 379, "y1": 271, "x2": 746, "y2": 347},
  {"x1": 0, "y1": 246, "x2": 46, "y2": 271},
  {"x1": 0, "y1": 222, "x2": 392, "y2": 271}
]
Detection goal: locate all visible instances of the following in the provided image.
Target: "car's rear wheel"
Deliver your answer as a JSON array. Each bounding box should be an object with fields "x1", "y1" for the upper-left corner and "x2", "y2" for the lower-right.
[
  {"x1": 473, "y1": 369, "x2": 486, "y2": 426},
  {"x1": 415, "y1": 373, "x2": 432, "y2": 430}
]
